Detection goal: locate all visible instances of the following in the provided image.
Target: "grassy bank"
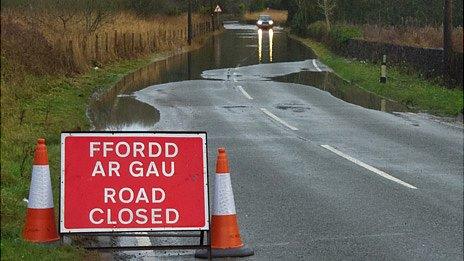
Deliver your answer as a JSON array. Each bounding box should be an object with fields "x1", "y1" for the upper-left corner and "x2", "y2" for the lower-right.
[
  {"x1": 0, "y1": 26, "x2": 217, "y2": 258},
  {"x1": 292, "y1": 35, "x2": 463, "y2": 116},
  {"x1": 1, "y1": 57, "x2": 155, "y2": 259}
]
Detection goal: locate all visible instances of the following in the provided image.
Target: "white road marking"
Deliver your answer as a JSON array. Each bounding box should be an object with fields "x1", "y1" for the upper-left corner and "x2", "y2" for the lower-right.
[
  {"x1": 260, "y1": 108, "x2": 298, "y2": 131},
  {"x1": 233, "y1": 78, "x2": 238, "y2": 82},
  {"x1": 237, "y1": 86, "x2": 253, "y2": 100},
  {"x1": 312, "y1": 59, "x2": 322, "y2": 72},
  {"x1": 320, "y1": 145, "x2": 417, "y2": 189}
]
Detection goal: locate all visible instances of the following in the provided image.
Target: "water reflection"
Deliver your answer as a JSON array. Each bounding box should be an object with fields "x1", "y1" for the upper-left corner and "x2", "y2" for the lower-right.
[
  {"x1": 88, "y1": 23, "x2": 408, "y2": 131},
  {"x1": 269, "y1": 29, "x2": 273, "y2": 62},
  {"x1": 257, "y1": 29, "x2": 274, "y2": 63},
  {"x1": 273, "y1": 71, "x2": 407, "y2": 112},
  {"x1": 258, "y1": 29, "x2": 262, "y2": 62}
]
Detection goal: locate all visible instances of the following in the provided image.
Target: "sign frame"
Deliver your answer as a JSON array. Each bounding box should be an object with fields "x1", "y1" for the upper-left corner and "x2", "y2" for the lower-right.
[{"x1": 59, "y1": 131, "x2": 210, "y2": 235}]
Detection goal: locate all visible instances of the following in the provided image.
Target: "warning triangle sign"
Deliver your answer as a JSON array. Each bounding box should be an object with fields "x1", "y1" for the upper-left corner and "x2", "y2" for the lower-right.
[{"x1": 214, "y1": 5, "x2": 222, "y2": 13}]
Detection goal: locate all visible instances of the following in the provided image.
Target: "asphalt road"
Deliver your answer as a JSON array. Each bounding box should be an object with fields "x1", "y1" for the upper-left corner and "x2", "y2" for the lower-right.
[{"x1": 106, "y1": 25, "x2": 463, "y2": 260}]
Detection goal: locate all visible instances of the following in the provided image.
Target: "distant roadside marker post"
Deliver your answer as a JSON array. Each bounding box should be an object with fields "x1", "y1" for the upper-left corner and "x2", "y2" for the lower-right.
[
  {"x1": 380, "y1": 55, "x2": 387, "y2": 83},
  {"x1": 60, "y1": 132, "x2": 210, "y2": 253}
]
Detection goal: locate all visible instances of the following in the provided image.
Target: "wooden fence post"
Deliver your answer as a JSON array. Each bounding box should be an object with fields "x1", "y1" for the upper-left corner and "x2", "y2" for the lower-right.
[
  {"x1": 105, "y1": 32, "x2": 108, "y2": 54},
  {"x1": 82, "y1": 36, "x2": 87, "y2": 61},
  {"x1": 153, "y1": 31, "x2": 156, "y2": 51},
  {"x1": 67, "y1": 39, "x2": 73, "y2": 69},
  {"x1": 123, "y1": 33, "x2": 126, "y2": 54},
  {"x1": 131, "y1": 33, "x2": 135, "y2": 53},
  {"x1": 114, "y1": 30, "x2": 118, "y2": 55},
  {"x1": 95, "y1": 34, "x2": 99, "y2": 61},
  {"x1": 146, "y1": 31, "x2": 150, "y2": 52}
]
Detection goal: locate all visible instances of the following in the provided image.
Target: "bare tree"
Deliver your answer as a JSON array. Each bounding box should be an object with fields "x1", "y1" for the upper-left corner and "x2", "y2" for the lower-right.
[
  {"x1": 317, "y1": 0, "x2": 336, "y2": 30},
  {"x1": 52, "y1": 0, "x2": 80, "y2": 35},
  {"x1": 80, "y1": 0, "x2": 115, "y2": 35},
  {"x1": 20, "y1": 0, "x2": 82, "y2": 36}
]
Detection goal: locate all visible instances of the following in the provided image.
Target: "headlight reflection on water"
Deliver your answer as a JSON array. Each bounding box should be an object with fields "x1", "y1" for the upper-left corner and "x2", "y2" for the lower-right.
[
  {"x1": 258, "y1": 29, "x2": 262, "y2": 62},
  {"x1": 257, "y1": 28, "x2": 274, "y2": 63},
  {"x1": 269, "y1": 29, "x2": 273, "y2": 62}
]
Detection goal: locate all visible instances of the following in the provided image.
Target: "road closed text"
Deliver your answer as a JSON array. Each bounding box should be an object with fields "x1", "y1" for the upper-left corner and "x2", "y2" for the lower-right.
[
  {"x1": 89, "y1": 187, "x2": 179, "y2": 225},
  {"x1": 61, "y1": 133, "x2": 208, "y2": 233}
]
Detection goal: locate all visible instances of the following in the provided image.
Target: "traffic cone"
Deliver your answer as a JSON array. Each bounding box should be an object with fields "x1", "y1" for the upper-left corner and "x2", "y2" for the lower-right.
[
  {"x1": 22, "y1": 138, "x2": 59, "y2": 243},
  {"x1": 195, "y1": 148, "x2": 254, "y2": 258}
]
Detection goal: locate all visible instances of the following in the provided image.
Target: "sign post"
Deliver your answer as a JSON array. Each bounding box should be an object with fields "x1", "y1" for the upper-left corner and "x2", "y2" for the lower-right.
[
  {"x1": 214, "y1": 5, "x2": 222, "y2": 30},
  {"x1": 60, "y1": 132, "x2": 209, "y2": 251}
]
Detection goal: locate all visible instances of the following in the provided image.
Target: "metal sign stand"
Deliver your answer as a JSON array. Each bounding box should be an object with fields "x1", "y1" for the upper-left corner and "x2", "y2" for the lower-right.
[{"x1": 61, "y1": 231, "x2": 211, "y2": 258}]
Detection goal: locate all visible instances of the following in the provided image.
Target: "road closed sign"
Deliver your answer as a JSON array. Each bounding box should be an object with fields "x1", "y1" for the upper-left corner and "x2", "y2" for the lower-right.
[{"x1": 60, "y1": 132, "x2": 208, "y2": 233}]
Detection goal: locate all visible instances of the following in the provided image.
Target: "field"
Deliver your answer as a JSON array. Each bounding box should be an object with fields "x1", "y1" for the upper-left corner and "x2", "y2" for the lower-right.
[
  {"x1": 243, "y1": 9, "x2": 288, "y2": 24},
  {"x1": 361, "y1": 24, "x2": 463, "y2": 52}
]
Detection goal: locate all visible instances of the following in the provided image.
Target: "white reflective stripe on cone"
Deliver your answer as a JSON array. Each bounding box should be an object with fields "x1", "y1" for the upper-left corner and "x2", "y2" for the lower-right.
[
  {"x1": 212, "y1": 173, "x2": 236, "y2": 215},
  {"x1": 28, "y1": 165, "x2": 54, "y2": 209}
]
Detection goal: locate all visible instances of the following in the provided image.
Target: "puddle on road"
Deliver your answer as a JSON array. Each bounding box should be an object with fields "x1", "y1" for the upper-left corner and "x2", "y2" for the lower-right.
[
  {"x1": 273, "y1": 71, "x2": 408, "y2": 112},
  {"x1": 88, "y1": 23, "x2": 408, "y2": 131},
  {"x1": 201, "y1": 59, "x2": 330, "y2": 81}
]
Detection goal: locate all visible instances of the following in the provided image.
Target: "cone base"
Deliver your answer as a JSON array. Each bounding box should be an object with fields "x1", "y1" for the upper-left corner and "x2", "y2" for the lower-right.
[
  {"x1": 24, "y1": 237, "x2": 60, "y2": 244},
  {"x1": 23, "y1": 208, "x2": 60, "y2": 243},
  {"x1": 195, "y1": 245, "x2": 254, "y2": 258}
]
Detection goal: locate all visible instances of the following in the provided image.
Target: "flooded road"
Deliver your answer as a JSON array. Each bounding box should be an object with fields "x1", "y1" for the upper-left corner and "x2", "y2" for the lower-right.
[
  {"x1": 88, "y1": 23, "x2": 405, "y2": 131},
  {"x1": 88, "y1": 24, "x2": 314, "y2": 130},
  {"x1": 87, "y1": 23, "x2": 462, "y2": 260}
]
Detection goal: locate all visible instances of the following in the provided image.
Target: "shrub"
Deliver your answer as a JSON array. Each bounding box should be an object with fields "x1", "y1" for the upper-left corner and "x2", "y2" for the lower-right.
[
  {"x1": 329, "y1": 24, "x2": 362, "y2": 45},
  {"x1": 307, "y1": 21, "x2": 328, "y2": 41},
  {"x1": 290, "y1": 10, "x2": 309, "y2": 35},
  {"x1": 0, "y1": 20, "x2": 64, "y2": 79},
  {"x1": 238, "y1": 3, "x2": 246, "y2": 16}
]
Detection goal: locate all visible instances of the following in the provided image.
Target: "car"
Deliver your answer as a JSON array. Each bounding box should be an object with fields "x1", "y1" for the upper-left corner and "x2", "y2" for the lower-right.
[{"x1": 256, "y1": 15, "x2": 274, "y2": 29}]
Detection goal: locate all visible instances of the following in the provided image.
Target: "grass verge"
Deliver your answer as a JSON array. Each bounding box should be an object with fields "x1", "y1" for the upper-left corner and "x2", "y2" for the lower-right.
[
  {"x1": 291, "y1": 35, "x2": 463, "y2": 117},
  {"x1": 1, "y1": 57, "x2": 157, "y2": 260},
  {"x1": 0, "y1": 46, "x2": 194, "y2": 259}
]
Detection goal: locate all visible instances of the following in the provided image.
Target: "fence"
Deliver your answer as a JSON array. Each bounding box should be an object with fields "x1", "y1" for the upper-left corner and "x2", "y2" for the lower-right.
[
  {"x1": 55, "y1": 20, "x2": 216, "y2": 73},
  {"x1": 340, "y1": 39, "x2": 463, "y2": 86}
]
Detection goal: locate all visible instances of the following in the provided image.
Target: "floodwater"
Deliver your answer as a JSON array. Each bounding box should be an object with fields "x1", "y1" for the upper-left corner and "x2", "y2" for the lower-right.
[{"x1": 88, "y1": 23, "x2": 407, "y2": 130}]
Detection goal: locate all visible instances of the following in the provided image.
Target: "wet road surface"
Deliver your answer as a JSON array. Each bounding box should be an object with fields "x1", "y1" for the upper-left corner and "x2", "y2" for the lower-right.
[{"x1": 88, "y1": 24, "x2": 463, "y2": 260}]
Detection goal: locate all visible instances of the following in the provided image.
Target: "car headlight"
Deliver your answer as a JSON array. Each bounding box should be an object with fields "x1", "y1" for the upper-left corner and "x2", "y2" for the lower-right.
[
  {"x1": 257, "y1": 20, "x2": 263, "y2": 25},
  {"x1": 269, "y1": 20, "x2": 274, "y2": 25}
]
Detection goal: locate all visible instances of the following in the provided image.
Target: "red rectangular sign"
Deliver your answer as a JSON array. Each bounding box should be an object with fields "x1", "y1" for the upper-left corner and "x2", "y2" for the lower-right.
[{"x1": 60, "y1": 132, "x2": 208, "y2": 233}]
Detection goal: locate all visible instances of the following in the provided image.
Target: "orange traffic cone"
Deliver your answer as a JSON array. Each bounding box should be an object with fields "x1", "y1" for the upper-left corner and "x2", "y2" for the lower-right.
[
  {"x1": 196, "y1": 148, "x2": 253, "y2": 258},
  {"x1": 22, "y1": 138, "x2": 59, "y2": 243}
]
